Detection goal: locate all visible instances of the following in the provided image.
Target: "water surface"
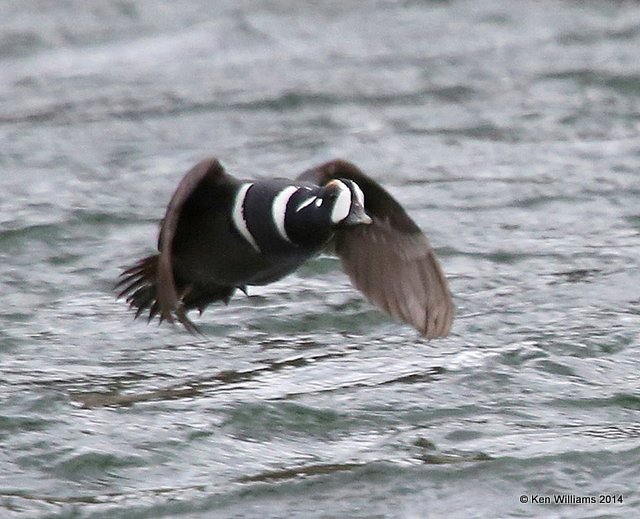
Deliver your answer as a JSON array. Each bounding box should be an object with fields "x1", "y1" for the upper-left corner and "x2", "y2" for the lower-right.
[{"x1": 1, "y1": 1, "x2": 640, "y2": 518}]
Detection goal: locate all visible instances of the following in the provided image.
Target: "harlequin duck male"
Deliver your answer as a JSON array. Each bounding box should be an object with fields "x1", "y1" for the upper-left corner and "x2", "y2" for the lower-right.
[{"x1": 116, "y1": 158, "x2": 454, "y2": 338}]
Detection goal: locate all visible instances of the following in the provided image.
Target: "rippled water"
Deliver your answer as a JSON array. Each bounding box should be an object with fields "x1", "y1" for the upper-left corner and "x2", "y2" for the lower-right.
[{"x1": 2, "y1": 1, "x2": 640, "y2": 518}]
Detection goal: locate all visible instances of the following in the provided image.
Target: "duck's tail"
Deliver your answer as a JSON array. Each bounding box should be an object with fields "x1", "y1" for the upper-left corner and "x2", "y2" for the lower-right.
[
  {"x1": 115, "y1": 254, "x2": 164, "y2": 323},
  {"x1": 115, "y1": 255, "x2": 236, "y2": 334}
]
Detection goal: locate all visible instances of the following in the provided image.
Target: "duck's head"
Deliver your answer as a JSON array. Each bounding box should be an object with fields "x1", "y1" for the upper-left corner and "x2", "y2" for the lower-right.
[{"x1": 323, "y1": 179, "x2": 372, "y2": 227}]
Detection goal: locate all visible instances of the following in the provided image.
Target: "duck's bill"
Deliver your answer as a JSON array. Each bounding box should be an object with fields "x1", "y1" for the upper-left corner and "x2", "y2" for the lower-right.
[{"x1": 343, "y1": 205, "x2": 373, "y2": 226}]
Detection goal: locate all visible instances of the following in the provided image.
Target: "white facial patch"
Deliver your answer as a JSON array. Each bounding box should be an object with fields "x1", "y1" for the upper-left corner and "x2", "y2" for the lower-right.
[
  {"x1": 272, "y1": 186, "x2": 298, "y2": 243},
  {"x1": 350, "y1": 181, "x2": 365, "y2": 207},
  {"x1": 330, "y1": 180, "x2": 352, "y2": 224},
  {"x1": 232, "y1": 183, "x2": 261, "y2": 253}
]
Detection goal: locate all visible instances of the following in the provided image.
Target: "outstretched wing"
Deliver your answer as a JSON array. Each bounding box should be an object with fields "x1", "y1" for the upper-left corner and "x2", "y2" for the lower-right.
[
  {"x1": 156, "y1": 158, "x2": 232, "y2": 329},
  {"x1": 298, "y1": 159, "x2": 454, "y2": 338}
]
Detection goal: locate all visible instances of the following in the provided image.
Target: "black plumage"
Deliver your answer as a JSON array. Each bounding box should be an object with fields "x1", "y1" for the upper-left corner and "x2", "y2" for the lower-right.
[{"x1": 116, "y1": 158, "x2": 454, "y2": 338}]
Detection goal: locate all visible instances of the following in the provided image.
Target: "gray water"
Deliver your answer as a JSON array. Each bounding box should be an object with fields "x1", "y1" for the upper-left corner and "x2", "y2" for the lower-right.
[{"x1": 2, "y1": 1, "x2": 640, "y2": 518}]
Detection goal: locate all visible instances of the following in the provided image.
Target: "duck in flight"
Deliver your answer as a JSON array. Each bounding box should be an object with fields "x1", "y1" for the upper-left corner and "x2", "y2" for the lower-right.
[{"x1": 116, "y1": 158, "x2": 454, "y2": 338}]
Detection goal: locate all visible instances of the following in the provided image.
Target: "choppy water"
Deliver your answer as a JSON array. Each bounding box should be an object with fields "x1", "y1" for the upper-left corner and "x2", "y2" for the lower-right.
[{"x1": 2, "y1": 1, "x2": 640, "y2": 518}]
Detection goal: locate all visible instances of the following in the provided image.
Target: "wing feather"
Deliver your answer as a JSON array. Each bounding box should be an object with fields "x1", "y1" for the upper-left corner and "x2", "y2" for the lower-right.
[
  {"x1": 156, "y1": 158, "x2": 230, "y2": 325},
  {"x1": 299, "y1": 160, "x2": 454, "y2": 338}
]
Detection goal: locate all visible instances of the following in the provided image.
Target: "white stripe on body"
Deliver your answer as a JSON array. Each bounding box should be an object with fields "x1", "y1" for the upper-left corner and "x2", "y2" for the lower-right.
[
  {"x1": 271, "y1": 185, "x2": 299, "y2": 243},
  {"x1": 231, "y1": 183, "x2": 261, "y2": 253}
]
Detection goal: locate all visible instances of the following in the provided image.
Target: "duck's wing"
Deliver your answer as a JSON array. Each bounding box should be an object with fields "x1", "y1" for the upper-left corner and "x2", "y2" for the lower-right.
[
  {"x1": 155, "y1": 158, "x2": 235, "y2": 329},
  {"x1": 297, "y1": 159, "x2": 454, "y2": 339}
]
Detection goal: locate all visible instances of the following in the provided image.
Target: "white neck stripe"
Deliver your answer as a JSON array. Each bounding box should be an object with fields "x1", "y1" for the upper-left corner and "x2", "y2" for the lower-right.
[
  {"x1": 272, "y1": 186, "x2": 298, "y2": 243},
  {"x1": 232, "y1": 183, "x2": 261, "y2": 253},
  {"x1": 295, "y1": 195, "x2": 317, "y2": 212}
]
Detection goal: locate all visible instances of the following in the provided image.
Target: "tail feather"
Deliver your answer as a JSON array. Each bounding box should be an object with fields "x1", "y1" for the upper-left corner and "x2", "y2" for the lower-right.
[
  {"x1": 115, "y1": 255, "x2": 160, "y2": 320},
  {"x1": 148, "y1": 299, "x2": 161, "y2": 322},
  {"x1": 115, "y1": 254, "x2": 236, "y2": 332}
]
